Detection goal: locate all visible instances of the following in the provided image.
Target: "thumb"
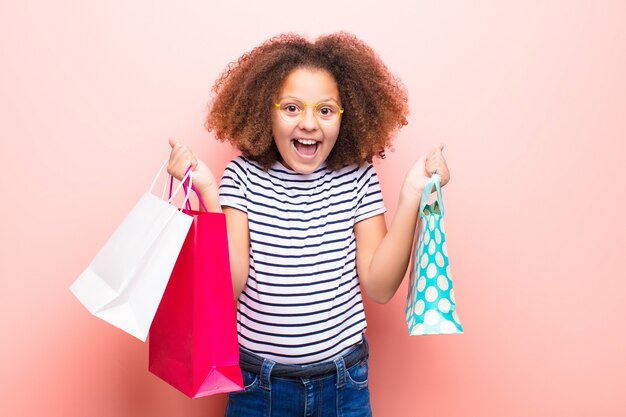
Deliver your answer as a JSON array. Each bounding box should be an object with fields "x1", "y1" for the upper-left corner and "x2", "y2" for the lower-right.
[
  {"x1": 168, "y1": 137, "x2": 178, "y2": 148},
  {"x1": 438, "y1": 143, "x2": 445, "y2": 152}
]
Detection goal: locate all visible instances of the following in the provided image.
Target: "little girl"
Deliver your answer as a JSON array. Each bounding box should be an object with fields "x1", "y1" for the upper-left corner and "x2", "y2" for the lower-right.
[{"x1": 167, "y1": 32, "x2": 449, "y2": 417}]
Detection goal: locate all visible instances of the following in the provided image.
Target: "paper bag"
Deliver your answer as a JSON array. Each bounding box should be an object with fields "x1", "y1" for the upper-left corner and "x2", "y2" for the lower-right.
[
  {"x1": 406, "y1": 173, "x2": 464, "y2": 335},
  {"x1": 149, "y1": 209, "x2": 243, "y2": 397},
  {"x1": 70, "y1": 162, "x2": 193, "y2": 341}
]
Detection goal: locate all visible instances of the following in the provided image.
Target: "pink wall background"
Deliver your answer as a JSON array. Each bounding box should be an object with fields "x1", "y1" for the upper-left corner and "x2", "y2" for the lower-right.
[{"x1": 1, "y1": 1, "x2": 625, "y2": 416}]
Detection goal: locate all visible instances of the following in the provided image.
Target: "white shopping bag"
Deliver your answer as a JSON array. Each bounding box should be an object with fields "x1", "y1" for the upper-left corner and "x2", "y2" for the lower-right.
[{"x1": 70, "y1": 162, "x2": 194, "y2": 341}]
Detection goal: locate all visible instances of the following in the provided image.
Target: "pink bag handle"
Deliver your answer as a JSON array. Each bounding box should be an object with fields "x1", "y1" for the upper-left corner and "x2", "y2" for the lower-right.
[
  {"x1": 149, "y1": 160, "x2": 193, "y2": 211},
  {"x1": 167, "y1": 166, "x2": 210, "y2": 213},
  {"x1": 183, "y1": 182, "x2": 209, "y2": 213}
]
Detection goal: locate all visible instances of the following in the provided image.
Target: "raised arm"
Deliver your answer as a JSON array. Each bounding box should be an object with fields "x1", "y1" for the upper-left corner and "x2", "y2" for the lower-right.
[
  {"x1": 355, "y1": 145, "x2": 450, "y2": 304},
  {"x1": 167, "y1": 139, "x2": 249, "y2": 301}
]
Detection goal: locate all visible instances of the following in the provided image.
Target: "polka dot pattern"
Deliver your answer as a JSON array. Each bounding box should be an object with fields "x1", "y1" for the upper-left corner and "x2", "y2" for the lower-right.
[
  {"x1": 437, "y1": 275, "x2": 449, "y2": 291},
  {"x1": 405, "y1": 199, "x2": 463, "y2": 336}
]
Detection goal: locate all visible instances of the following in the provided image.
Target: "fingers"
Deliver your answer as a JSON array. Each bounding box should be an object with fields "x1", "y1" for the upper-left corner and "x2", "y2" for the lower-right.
[
  {"x1": 167, "y1": 138, "x2": 196, "y2": 180},
  {"x1": 425, "y1": 145, "x2": 449, "y2": 184},
  {"x1": 430, "y1": 144, "x2": 444, "y2": 158},
  {"x1": 425, "y1": 148, "x2": 441, "y2": 173}
]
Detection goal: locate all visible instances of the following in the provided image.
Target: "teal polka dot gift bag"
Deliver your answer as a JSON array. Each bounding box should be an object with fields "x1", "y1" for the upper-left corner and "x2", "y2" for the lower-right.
[{"x1": 405, "y1": 173, "x2": 463, "y2": 335}]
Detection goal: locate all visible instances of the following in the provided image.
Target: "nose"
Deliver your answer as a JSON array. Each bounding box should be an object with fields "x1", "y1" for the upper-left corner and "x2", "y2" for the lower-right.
[{"x1": 298, "y1": 105, "x2": 319, "y2": 131}]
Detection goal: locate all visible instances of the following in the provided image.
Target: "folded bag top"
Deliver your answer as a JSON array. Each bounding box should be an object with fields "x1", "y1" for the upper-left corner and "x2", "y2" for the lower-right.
[
  {"x1": 70, "y1": 161, "x2": 194, "y2": 341},
  {"x1": 405, "y1": 173, "x2": 464, "y2": 336}
]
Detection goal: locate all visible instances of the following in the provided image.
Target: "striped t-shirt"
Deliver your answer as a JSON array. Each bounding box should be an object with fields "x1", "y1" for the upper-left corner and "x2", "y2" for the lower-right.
[{"x1": 219, "y1": 156, "x2": 386, "y2": 364}]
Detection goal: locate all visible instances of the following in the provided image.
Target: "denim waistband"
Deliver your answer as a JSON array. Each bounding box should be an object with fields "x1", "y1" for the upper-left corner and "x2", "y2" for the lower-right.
[{"x1": 239, "y1": 338, "x2": 369, "y2": 379}]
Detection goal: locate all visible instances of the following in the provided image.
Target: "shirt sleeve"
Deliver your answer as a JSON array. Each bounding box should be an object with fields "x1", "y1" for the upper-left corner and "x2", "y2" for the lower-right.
[
  {"x1": 219, "y1": 156, "x2": 248, "y2": 213},
  {"x1": 354, "y1": 163, "x2": 386, "y2": 223}
]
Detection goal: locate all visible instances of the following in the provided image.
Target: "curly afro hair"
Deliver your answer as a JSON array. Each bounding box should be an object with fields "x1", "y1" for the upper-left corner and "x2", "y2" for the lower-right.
[{"x1": 205, "y1": 32, "x2": 409, "y2": 170}]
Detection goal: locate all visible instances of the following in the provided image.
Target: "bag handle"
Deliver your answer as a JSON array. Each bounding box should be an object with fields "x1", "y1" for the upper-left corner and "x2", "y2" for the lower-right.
[
  {"x1": 166, "y1": 167, "x2": 210, "y2": 213},
  {"x1": 149, "y1": 160, "x2": 193, "y2": 211},
  {"x1": 419, "y1": 173, "x2": 444, "y2": 217},
  {"x1": 170, "y1": 176, "x2": 192, "y2": 211},
  {"x1": 182, "y1": 182, "x2": 209, "y2": 212}
]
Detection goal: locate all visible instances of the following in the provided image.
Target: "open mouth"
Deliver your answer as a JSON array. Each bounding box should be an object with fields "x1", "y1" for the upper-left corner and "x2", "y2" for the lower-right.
[{"x1": 292, "y1": 138, "x2": 319, "y2": 157}]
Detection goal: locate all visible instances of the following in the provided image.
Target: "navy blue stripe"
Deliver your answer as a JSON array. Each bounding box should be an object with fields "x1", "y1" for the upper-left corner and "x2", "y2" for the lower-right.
[
  {"x1": 238, "y1": 299, "x2": 364, "y2": 328},
  {"x1": 248, "y1": 202, "x2": 355, "y2": 222},
  {"x1": 253, "y1": 247, "x2": 355, "y2": 269},
  {"x1": 237, "y1": 288, "x2": 361, "y2": 317},
  {"x1": 224, "y1": 158, "x2": 247, "y2": 176},
  {"x1": 358, "y1": 198, "x2": 385, "y2": 213},
  {"x1": 249, "y1": 224, "x2": 352, "y2": 242},
  {"x1": 363, "y1": 189, "x2": 383, "y2": 200},
  {"x1": 240, "y1": 282, "x2": 360, "y2": 308},
  {"x1": 219, "y1": 183, "x2": 242, "y2": 192},
  {"x1": 356, "y1": 164, "x2": 375, "y2": 183},
  {"x1": 250, "y1": 235, "x2": 351, "y2": 250},
  {"x1": 251, "y1": 243, "x2": 353, "y2": 259},
  {"x1": 244, "y1": 272, "x2": 355, "y2": 297},
  {"x1": 246, "y1": 194, "x2": 356, "y2": 216},
  {"x1": 247, "y1": 165, "x2": 357, "y2": 190},
  {"x1": 248, "y1": 173, "x2": 356, "y2": 196},
  {"x1": 225, "y1": 156, "x2": 370, "y2": 190},
  {"x1": 248, "y1": 210, "x2": 355, "y2": 232},
  {"x1": 245, "y1": 270, "x2": 355, "y2": 288},
  {"x1": 357, "y1": 182, "x2": 381, "y2": 201},
  {"x1": 220, "y1": 175, "x2": 243, "y2": 189},
  {"x1": 219, "y1": 190, "x2": 246, "y2": 199},
  {"x1": 250, "y1": 263, "x2": 349, "y2": 279},
  {"x1": 242, "y1": 182, "x2": 357, "y2": 208},
  {"x1": 262, "y1": 164, "x2": 359, "y2": 188},
  {"x1": 356, "y1": 176, "x2": 376, "y2": 196},
  {"x1": 237, "y1": 314, "x2": 366, "y2": 339}
]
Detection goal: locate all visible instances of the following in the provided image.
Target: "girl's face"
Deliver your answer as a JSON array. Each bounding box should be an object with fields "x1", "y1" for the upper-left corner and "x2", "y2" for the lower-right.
[{"x1": 271, "y1": 67, "x2": 341, "y2": 174}]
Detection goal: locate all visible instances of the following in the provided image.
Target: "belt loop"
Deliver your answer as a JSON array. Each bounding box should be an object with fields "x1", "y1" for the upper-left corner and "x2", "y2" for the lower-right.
[
  {"x1": 334, "y1": 356, "x2": 346, "y2": 389},
  {"x1": 259, "y1": 358, "x2": 275, "y2": 391}
]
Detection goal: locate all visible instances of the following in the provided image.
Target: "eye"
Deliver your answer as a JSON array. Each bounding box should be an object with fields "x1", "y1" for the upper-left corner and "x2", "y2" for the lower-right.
[
  {"x1": 317, "y1": 104, "x2": 337, "y2": 118},
  {"x1": 281, "y1": 102, "x2": 302, "y2": 114}
]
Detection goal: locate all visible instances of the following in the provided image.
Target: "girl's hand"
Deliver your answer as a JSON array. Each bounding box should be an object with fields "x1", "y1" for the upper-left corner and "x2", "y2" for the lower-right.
[
  {"x1": 167, "y1": 138, "x2": 217, "y2": 194},
  {"x1": 400, "y1": 144, "x2": 450, "y2": 206}
]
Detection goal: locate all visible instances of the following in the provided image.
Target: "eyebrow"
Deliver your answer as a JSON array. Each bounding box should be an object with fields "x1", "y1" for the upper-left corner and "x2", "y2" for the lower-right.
[{"x1": 278, "y1": 96, "x2": 341, "y2": 104}]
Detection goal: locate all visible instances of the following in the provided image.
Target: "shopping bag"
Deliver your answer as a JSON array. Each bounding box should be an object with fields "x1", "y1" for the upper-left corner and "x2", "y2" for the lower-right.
[
  {"x1": 70, "y1": 162, "x2": 194, "y2": 341},
  {"x1": 148, "y1": 198, "x2": 243, "y2": 398},
  {"x1": 405, "y1": 173, "x2": 464, "y2": 335}
]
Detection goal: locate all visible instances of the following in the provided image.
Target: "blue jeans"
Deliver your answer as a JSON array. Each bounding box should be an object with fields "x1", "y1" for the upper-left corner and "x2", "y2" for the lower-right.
[{"x1": 225, "y1": 340, "x2": 372, "y2": 416}]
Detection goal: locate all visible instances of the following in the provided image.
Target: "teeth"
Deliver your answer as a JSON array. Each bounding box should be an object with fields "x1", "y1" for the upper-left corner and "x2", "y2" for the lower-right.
[{"x1": 295, "y1": 139, "x2": 317, "y2": 145}]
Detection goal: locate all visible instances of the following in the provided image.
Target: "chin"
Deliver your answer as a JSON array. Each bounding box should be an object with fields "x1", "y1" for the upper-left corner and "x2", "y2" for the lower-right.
[
  {"x1": 291, "y1": 163, "x2": 321, "y2": 175},
  {"x1": 281, "y1": 157, "x2": 323, "y2": 174}
]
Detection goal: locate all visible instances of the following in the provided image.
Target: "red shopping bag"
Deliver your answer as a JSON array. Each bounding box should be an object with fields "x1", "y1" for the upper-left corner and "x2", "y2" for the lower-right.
[{"x1": 148, "y1": 209, "x2": 243, "y2": 398}]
